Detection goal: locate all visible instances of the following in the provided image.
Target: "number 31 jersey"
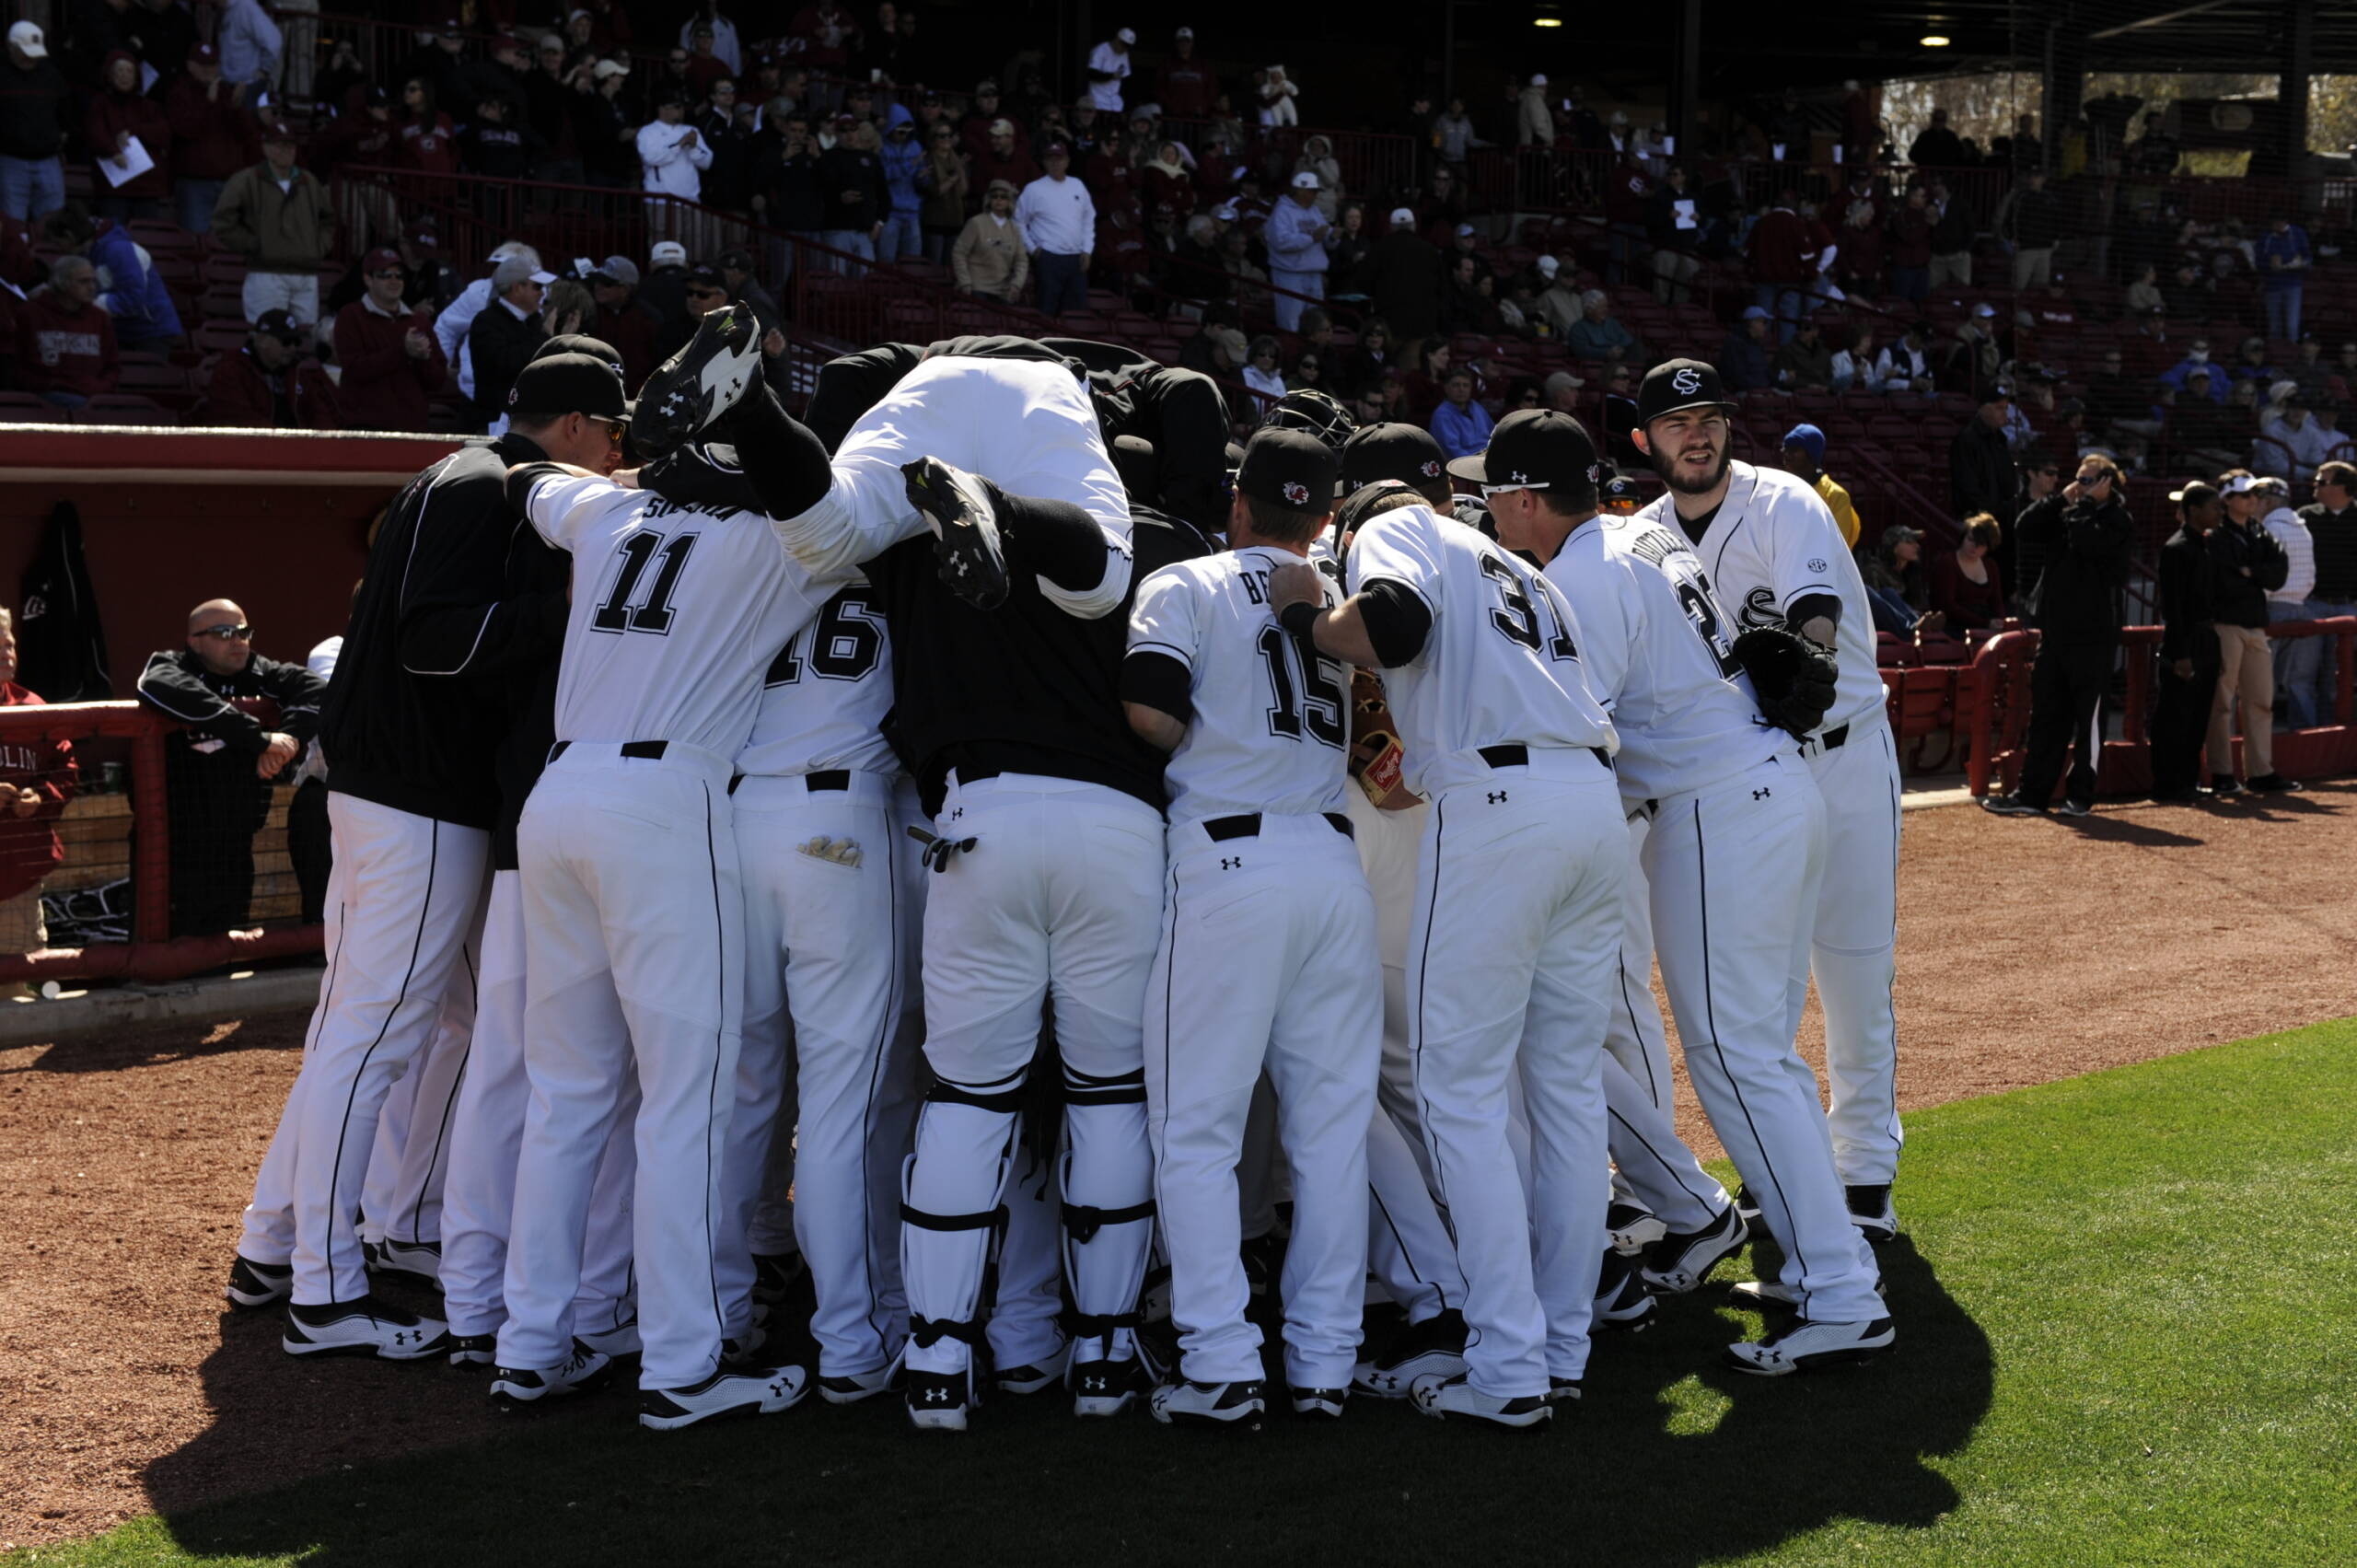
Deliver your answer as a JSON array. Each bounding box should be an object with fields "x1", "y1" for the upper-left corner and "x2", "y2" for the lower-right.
[
  {"x1": 1344, "y1": 504, "x2": 1617, "y2": 799},
  {"x1": 516, "y1": 467, "x2": 830, "y2": 757},
  {"x1": 1127, "y1": 545, "x2": 1352, "y2": 826},
  {"x1": 1543, "y1": 513, "x2": 1788, "y2": 807}
]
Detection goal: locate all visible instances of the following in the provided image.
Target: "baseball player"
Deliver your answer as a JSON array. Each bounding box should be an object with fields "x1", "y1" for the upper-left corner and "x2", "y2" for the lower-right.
[
  {"x1": 1124, "y1": 428, "x2": 1384, "y2": 1425},
  {"x1": 492, "y1": 339, "x2": 813, "y2": 1429},
  {"x1": 626, "y1": 432, "x2": 925, "y2": 1404},
  {"x1": 1631, "y1": 359, "x2": 1906, "y2": 1245},
  {"x1": 643, "y1": 337, "x2": 1208, "y2": 1430},
  {"x1": 1475, "y1": 408, "x2": 1890, "y2": 1375},
  {"x1": 1270, "y1": 466, "x2": 1624, "y2": 1431}
]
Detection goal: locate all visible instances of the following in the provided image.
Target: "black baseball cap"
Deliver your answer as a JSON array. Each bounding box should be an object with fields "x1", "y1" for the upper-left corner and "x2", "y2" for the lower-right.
[
  {"x1": 1235, "y1": 427, "x2": 1341, "y2": 514},
  {"x1": 507, "y1": 353, "x2": 629, "y2": 419},
  {"x1": 536, "y1": 333, "x2": 624, "y2": 377},
  {"x1": 1340, "y1": 422, "x2": 1448, "y2": 495},
  {"x1": 1445, "y1": 409, "x2": 1601, "y2": 496},
  {"x1": 1632, "y1": 358, "x2": 1737, "y2": 427},
  {"x1": 252, "y1": 308, "x2": 304, "y2": 343},
  {"x1": 1602, "y1": 471, "x2": 1643, "y2": 504}
]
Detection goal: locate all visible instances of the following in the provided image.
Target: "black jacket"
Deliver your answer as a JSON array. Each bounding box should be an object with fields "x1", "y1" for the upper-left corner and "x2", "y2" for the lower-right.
[
  {"x1": 137, "y1": 646, "x2": 326, "y2": 768},
  {"x1": 1950, "y1": 420, "x2": 2014, "y2": 522},
  {"x1": 467, "y1": 297, "x2": 547, "y2": 421},
  {"x1": 17, "y1": 501, "x2": 110, "y2": 702},
  {"x1": 1356, "y1": 233, "x2": 1443, "y2": 341},
  {"x1": 2302, "y1": 501, "x2": 2357, "y2": 602},
  {"x1": 0, "y1": 58, "x2": 71, "y2": 160},
  {"x1": 2204, "y1": 517, "x2": 2288, "y2": 629},
  {"x1": 818, "y1": 144, "x2": 888, "y2": 232},
  {"x1": 318, "y1": 434, "x2": 569, "y2": 830},
  {"x1": 2156, "y1": 526, "x2": 2218, "y2": 660},
  {"x1": 2013, "y1": 492, "x2": 2131, "y2": 644}
]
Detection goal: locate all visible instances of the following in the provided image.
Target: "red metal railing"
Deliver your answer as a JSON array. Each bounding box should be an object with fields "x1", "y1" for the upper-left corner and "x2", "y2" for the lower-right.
[{"x1": 0, "y1": 699, "x2": 321, "y2": 985}]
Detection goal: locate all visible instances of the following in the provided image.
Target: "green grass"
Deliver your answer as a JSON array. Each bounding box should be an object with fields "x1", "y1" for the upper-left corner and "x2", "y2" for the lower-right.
[{"x1": 15, "y1": 1020, "x2": 2357, "y2": 1568}]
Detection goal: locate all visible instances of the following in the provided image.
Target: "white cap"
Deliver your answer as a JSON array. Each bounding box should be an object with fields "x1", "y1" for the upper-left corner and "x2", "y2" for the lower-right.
[
  {"x1": 1290, "y1": 170, "x2": 1319, "y2": 190},
  {"x1": 1389, "y1": 206, "x2": 1416, "y2": 226},
  {"x1": 1457, "y1": 223, "x2": 1476, "y2": 237},
  {"x1": 1213, "y1": 202, "x2": 1238, "y2": 221},
  {"x1": 1971, "y1": 302, "x2": 1996, "y2": 318},
  {"x1": 1531, "y1": 73, "x2": 1548, "y2": 87},
  {"x1": 650, "y1": 239, "x2": 689, "y2": 266},
  {"x1": 592, "y1": 57, "x2": 629, "y2": 80},
  {"x1": 1176, "y1": 25, "x2": 1194, "y2": 38},
  {"x1": 1116, "y1": 26, "x2": 1136, "y2": 43},
  {"x1": 1537, "y1": 254, "x2": 1560, "y2": 277},
  {"x1": 7, "y1": 20, "x2": 47, "y2": 57},
  {"x1": 2221, "y1": 473, "x2": 2263, "y2": 494}
]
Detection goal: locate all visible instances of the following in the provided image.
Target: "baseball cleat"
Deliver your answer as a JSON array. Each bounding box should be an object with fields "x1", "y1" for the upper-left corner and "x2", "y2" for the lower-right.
[
  {"x1": 490, "y1": 1344, "x2": 612, "y2": 1407},
  {"x1": 1724, "y1": 1315, "x2": 1895, "y2": 1376},
  {"x1": 1410, "y1": 1373, "x2": 1552, "y2": 1430},
  {"x1": 1607, "y1": 1201, "x2": 1667, "y2": 1257},
  {"x1": 1593, "y1": 1250, "x2": 1657, "y2": 1332},
  {"x1": 818, "y1": 1365, "x2": 899, "y2": 1405},
  {"x1": 370, "y1": 1237, "x2": 443, "y2": 1285},
  {"x1": 750, "y1": 1251, "x2": 807, "y2": 1306},
  {"x1": 1148, "y1": 1378, "x2": 1265, "y2": 1427},
  {"x1": 1640, "y1": 1202, "x2": 1748, "y2": 1295},
  {"x1": 1845, "y1": 1184, "x2": 1899, "y2": 1244},
  {"x1": 282, "y1": 1296, "x2": 449, "y2": 1360},
  {"x1": 447, "y1": 1333, "x2": 498, "y2": 1367},
  {"x1": 2247, "y1": 772, "x2": 2302, "y2": 793},
  {"x1": 902, "y1": 457, "x2": 1009, "y2": 610},
  {"x1": 1352, "y1": 1307, "x2": 1468, "y2": 1399},
  {"x1": 904, "y1": 1369, "x2": 973, "y2": 1432},
  {"x1": 993, "y1": 1340, "x2": 1070, "y2": 1396},
  {"x1": 2209, "y1": 774, "x2": 2247, "y2": 799},
  {"x1": 1978, "y1": 793, "x2": 2047, "y2": 818},
  {"x1": 577, "y1": 1318, "x2": 643, "y2": 1358},
  {"x1": 629, "y1": 302, "x2": 759, "y2": 459},
  {"x1": 1071, "y1": 1354, "x2": 1146, "y2": 1418},
  {"x1": 1731, "y1": 1186, "x2": 1764, "y2": 1225},
  {"x1": 1545, "y1": 1377, "x2": 1584, "y2": 1406},
  {"x1": 1289, "y1": 1386, "x2": 1347, "y2": 1420},
  {"x1": 639, "y1": 1365, "x2": 808, "y2": 1431},
  {"x1": 2054, "y1": 799, "x2": 2093, "y2": 818},
  {"x1": 225, "y1": 1254, "x2": 293, "y2": 1310},
  {"x1": 1731, "y1": 1274, "x2": 1890, "y2": 1310}
]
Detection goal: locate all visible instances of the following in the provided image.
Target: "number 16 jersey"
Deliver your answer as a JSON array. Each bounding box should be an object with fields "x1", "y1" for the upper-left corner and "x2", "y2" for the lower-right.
[{"x1": 1344, "y1": 505, "x2": 1617, "y2": 799}]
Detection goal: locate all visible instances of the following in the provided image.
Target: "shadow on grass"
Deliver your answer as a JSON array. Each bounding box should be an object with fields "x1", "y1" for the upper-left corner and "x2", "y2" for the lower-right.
[{"x1": 141, "y1": 1237, "x2": 1989, "y2": 1567}]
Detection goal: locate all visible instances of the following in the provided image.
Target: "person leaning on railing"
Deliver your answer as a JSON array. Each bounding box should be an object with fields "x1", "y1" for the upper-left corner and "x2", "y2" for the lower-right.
[{"x1": 0, "y1": 607, "x2": 74, "y2": 970}]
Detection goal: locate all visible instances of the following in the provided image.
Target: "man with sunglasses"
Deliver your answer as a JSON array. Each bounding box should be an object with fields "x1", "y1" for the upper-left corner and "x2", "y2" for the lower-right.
[
  {"x1": 332, "y1": 248, "x2": 447, "y2": 432},
  {"x1": 137, "y1": 601, "x2": 327, "y2": 940}
]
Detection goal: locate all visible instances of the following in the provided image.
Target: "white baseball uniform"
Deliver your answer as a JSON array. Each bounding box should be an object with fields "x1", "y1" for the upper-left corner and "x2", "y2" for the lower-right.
[
  {"x1": 1667, "y1": 461, "x2": 1903, "y2": 1189},
  {"x1": 1345, "y1": 504, "x2": 1625, "y2": 1398},
  {"x1": 1129, "y1": 545, "x2": 1384, "y2": 1390},
  {"x1": 1546, "y1": 506, "x2": 1882, "y2": 1320},
  {"x1": 495, "y1": 467, "x2": 822, "y2": 1391},
  {"x1": 725, "y1": 580, "x2": 926, "y2": 1378}
]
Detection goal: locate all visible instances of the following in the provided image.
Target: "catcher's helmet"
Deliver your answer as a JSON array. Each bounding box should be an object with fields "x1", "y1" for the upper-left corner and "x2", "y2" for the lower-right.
[{"x1": 1260, "y1": 388, "x2": 1357, "y2": 453}]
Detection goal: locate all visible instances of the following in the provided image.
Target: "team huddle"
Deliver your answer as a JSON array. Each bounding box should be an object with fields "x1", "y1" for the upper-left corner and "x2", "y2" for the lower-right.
[{"x1": 221, "y1": 306, "x2": 1904, "y2": 1434}]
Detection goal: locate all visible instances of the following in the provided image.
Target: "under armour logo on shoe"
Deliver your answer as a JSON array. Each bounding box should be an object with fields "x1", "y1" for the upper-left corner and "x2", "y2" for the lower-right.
[
  {"x1": 1221, "y1": 857, "x2": 1241, "y2": 870},
  {"x1": 1488, "y1": 791, "x2": 1508, "y2": 804},
  {"x1": 921, "y1": 1387, "x2": 952, "y2": 1403},
  {"x1": 1754, "y1": 787, "x2": 1771, "y2": 800}
]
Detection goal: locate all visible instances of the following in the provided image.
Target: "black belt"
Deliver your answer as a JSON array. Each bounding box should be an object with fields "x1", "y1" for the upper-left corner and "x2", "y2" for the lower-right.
[
  {"x1": 1478, "y1": 742, "x2": 1612, "y2": 772},
  {"x1": 1806, "y1": 723, "x2": 1850, "y2": 751},
  {"x1": 548, "y1": 738, "x2": 667, "y2": 763},
  {"x1": 729, "y1": 768, "x2": 851, "y2": 796},
  {"x1": 1202, "y1": 811, "x2": 1354, "y2": 842}
]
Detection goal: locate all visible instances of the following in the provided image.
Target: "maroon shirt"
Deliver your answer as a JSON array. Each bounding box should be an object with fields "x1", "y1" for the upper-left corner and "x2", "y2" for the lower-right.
[
  {"x1": 1929, "y1": 551, "x2": 2007, "y2": 634},
  {"x1": 0, "y1": 682, "x2": 74, "y2": 903},
  {"x1": 17, "y1": 294, "x2": 120, "y2": 398},
  {"x1": 166, "y1": 73, "x2": 261, "y2": 181},
  {"x1": 332, "y1": 296, "x2": 446, "y2": 432},
  {"x1": 87, "y1": 57, "x2": 175, "y2": 199}
]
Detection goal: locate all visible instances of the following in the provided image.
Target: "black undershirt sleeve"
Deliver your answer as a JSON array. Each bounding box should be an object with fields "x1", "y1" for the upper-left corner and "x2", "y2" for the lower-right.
[
  {"x1": 997, "y1": 487, "x2": 1114, "y2": 593},
  {"x1": 1356, "y1": 578, "x2": 1434, "y2": 668},
  {"x1": 1118, "y1": 649, "x2": 1192, "y2": 722},
  {"x1": 723, "y1": 384, "x2": 837, "y2": 521},
  {"x1": 1785, "y1": 592, "x2": 1843, "y2": 633}
]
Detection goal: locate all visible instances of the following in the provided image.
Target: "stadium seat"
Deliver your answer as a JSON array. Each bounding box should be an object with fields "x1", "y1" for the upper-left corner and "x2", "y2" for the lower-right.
[
  {"x1": 75, "y1": 393, "x2": 172, "y2": 425},
  {"x1": 195, "y1": 319, "x2": 249, "y2": 355}
]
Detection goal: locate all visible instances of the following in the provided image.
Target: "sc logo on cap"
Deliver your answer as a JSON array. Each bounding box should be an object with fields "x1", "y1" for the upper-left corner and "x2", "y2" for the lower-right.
[
  {"x1": 1420, "y1": 459, "x2": 1441, "y2": 478},
  {"x1": 1283, "y1": 481, "x2": 1309, "y2": 505},
  {"x1": 1671, "y1": 367, "x2": 1703, "y2": 396}
]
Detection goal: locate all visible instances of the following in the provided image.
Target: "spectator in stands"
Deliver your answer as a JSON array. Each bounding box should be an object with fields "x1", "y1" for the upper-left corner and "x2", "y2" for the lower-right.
[
  {"x1": 2171, "y1": 369, "x2": 2245, "y2": 472},
  {"x1": 971, "y1": 116, "x2": 1039, "y2": 202},
  {"x1": 1565, "y1": 288, "x2": 1639, "y2": 367},
  {"x1": 1259, "y1": 168, "x2": 1333, "y2": 333},
  {"x1": 1926, "y1": 180, "x2": 1972, "y2": 288},
  {"x1": 715, "y1": 247, "x2": 780, "y2": 333},
  {"x1": 814, "y1": 117, "x2": 886, "y2": 264},
  {"x1": 211, "y1": 116, "x2": 333, "y2": 325},
  {"x1": 1257, "y1": 64, "x2": 1298, "y2": 128},
  {"x1": 1781, "y1": 424, "x2": 1860, "y2": 548},
  {"x1": 332, "y1": 250, "x2": 444, "y2": 432},
  {"x1": 166, "y1": 43, "x2": 256, "y2": 236},
  {"x1": 2003, "y1": 168, "x2": 2061, "y2": 291},
  {"x1": 639, "y1": 91, "x2": 711, "y2": 207},
  {"x1": 2084, "y1": 346, "x2": 2163, "y2": 447},
  {"x1": 1875, "y1": 319, "x2": 1936, "y2": 394},
  {"x1": 1747, "y1": 190, "x2": 1817, "y2": 343},
  {"x1": 2258, "y1": 214, "x2": 2310, "y2": 343},
  {"x1": 136, "y1": 599, "x2": 322, "y2": 938},
  {"x1": 1238, "y1": 333, "x2": 1286, "y2": 409},
  {"x1": 466, "y1": 251, "x2": 552, "y2": 424},
  {"x1": 1773, "y1": 317, "x2": 1833, "y2": 391},
  {"x1": 959, "y1": 81, "x2": 1014, "y2": 163},
  {"x1": 1140, "y1": 141, "x2": 1194, "y2": 220},
  {"x1": 1017, "y1": 143, "x2": 1095, "y2": 317},
  {"x1": 1885, "y1": 185, "x2": 1933, "y2": 304},
  {"x1": 1218, "y1": 226, "x2": 1269, "y2": 317},
  {"x1": 586, "y1": 257, "x2": 656, "y2": 388},
  {"x1": 1642, "y1": 163, "x2": 1703, "y2": 305},
  {"x1": 2256, "y1": 392, "x2": 2333, "y2": 482},
  {"x1": 2005, "y1": 447, "x2": 2062, "y2": 609},
  {"x1": 1158, "y1": 27, "x2": 1213, "y2": 119},
  {"x1": 691, "y1": 81, "x2": 753, "y2": 212},
  {"x1": 2230, "y1": 335, "x2": 2282, "y2": 388},
  {"x1": 1908, "y1": 108, "x2": 1967, "y2": 168},
  {"x1": 461, "y1": 90, "x2": 539, "y2": 185},
  {"x1": 577, "y1": 59, "x2": 639, "y2": 189},
  {"x1": 1361, "y1": 208, "x2": 1442, "y2": 341},
  {"x1": 212, "y1": 0, "x2": 277, "y2": 94},
  {"x1": 1, "y1": 22, "x2": 71, "y2": 223},
  {"x1": 1336, "y1": 318, "x2": 1392, "y2": 400},
  {"x1": 1431, "y1": 96, "x2": 1484, "y2": 173},
  {"x1": 871, "y1": 104, "x2": 923, "y2": 261},
  {"x1": 2124, "y1": 261, "x2": 2164, "y2": 317},
  {"x1": 2161, "y1": 338, "x2": 2225, "y2": 401},
  {"x1": 1179, "y1": 319, "x2": 1247, "y2": 383},
  {"x1": 1515, "y1": 74, "x2": 1554, "y2": 147},
  {"x1": 523, "y1": 37, "x2": 586, "y2": 185},
  {"x1": 1859, "y1": 526, "x2": 1941, "y2": 640},
  {"x1": 755, "y1": 113, "x2": 824, "y2": 266},
  {"x1": 1938, "y1": 306, "x2": 2002, "y2": 399},
  {"x1": 2201, "y1": 473, "x2": 2296, "y2": 792},
  {"x1": 87, "y1": 51, "x2": 173, "y2": 223},
  {"x1": 0, "y1": 606, "x2": 72, "y2": 969},
  {"x1": 41, "y1": 204, "x2": 180, "y2": 353},
  {"x1": 1400, "y1": 336, "x2": 1454, "y2": 422},
  {"x1": 918, "y1": 122, "x2": 968, "y2": 261},
  {"x1": 1952, "y1": 384, "x2": 2017, "y2": 524},
  {"x1": 1931, "y1": 512, "x2": 2007, "y2": 635},
  {"x1": 205, "y1": 307, "x2": 332, "y2": 428},
  {"x1": 1288, "y1": 346, "x2": 1332, "y2": 397},
  {"x1": 951, "y1": 178, "x2": 1027, "y2": 301},
  {"x1": 2151, "y1": 482, "x2": 2223, "y2": 801},
  {"x1": 1829, "y1": 324, "x2": 1875, "y2": 393},
  {"x1": 1085, "y1": 26, "x2": 1134, "y2": 113},
  {"x1": 2249, "y1": 474, "x2": 2323, "y2": 730},
  {"x1": 16, "y1": 255, "x2": 119, "y2": 409},
  {"x1": 1429, "y1": 366, "x2": 1492, "y2": 459},
  {"x1": 1717, "y1": 305, "x2": 1773, "y2": 393},
  {"x1": 392, "y1": 78, "x2": 459, "y2": 180}
]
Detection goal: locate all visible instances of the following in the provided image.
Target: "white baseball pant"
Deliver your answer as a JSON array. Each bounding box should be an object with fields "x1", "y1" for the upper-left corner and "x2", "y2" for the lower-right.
[
  {"x1": 238, "y1": 792, "x2": 490, "y2": 1305},
  {"x1": 1803, "y1": 716, "x2": 1904, "y2": 1187},
  {"x1": 437, "y1": 871, "x2": 639, "y2": 1342},
  {"x1": 1643, "y1": 753, "x2": 1886, "y2": 1321},
  {"x1": 724, "y1": 770, "x2": 924, "y2": 1375},
  {"x1": 899, "y1": 772, "x2": 1162, "y2": 1382},
  {"x1": 1408, "y1": 750, "x2": 1625, "y2": 1397},
  {"x1": 1146, "y1": 811, "x2": 1383, "y2": 1388},
  {"x1": 498, "y1": 743, "x2": 744, "y2": 1390},
  {"x1": 358, "y1": 934, "x2": 478, "y2": 1252}
]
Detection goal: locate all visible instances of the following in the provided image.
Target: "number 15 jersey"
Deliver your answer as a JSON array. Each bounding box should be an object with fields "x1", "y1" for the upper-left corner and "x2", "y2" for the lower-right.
[{"x1": 1344, "y1": 504, "x2": 1617, "y2": 799}]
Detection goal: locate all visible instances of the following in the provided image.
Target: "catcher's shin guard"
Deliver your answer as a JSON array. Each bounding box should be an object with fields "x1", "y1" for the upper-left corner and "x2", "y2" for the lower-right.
[
  {"x1": 900, "y1": 1080, "x2": 1020, "y2": 1381},
  {"x1": 1059, "y1": 1064, "x2": 1156, "y2": 1364}
]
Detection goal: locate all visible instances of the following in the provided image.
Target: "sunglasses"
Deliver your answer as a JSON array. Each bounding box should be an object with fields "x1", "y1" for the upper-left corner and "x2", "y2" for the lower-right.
[
  {"x1": 688, "y1": 285, "x2": 728, "y2": 300},
  {"x1": 368, "y1": 268, "x2": 402, "y2": 279},
  {"x1": 196, "y1": 622, "x2": 253, "y2": 641},
  {"x1": 586, "y1": 414, "x2": 627, "y2": 447}
]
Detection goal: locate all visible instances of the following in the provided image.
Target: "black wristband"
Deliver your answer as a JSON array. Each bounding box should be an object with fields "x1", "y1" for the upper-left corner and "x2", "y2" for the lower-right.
[{"x1": 1278, "y1": 599, "x2": 1320, "y2": 639}]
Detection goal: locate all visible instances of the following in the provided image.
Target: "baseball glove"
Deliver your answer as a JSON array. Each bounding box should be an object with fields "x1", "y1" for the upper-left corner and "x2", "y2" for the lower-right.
[{"x1": 1731, "y1": 626, "x2": 1840, "y2": 740}]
